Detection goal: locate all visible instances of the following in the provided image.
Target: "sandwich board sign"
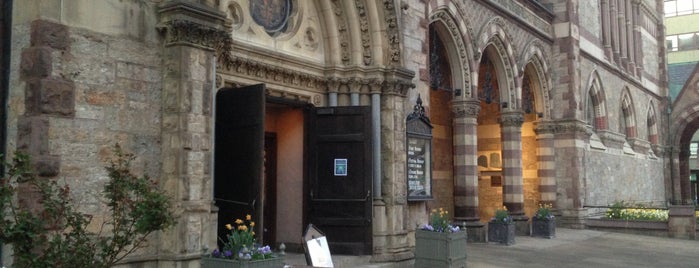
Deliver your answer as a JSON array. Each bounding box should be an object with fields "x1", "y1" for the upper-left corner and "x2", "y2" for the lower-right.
[{"x1": 303, "y1": 224, "x2": 333, "y2": 267}]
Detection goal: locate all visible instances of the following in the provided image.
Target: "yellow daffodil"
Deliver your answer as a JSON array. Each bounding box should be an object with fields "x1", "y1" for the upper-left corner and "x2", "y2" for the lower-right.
[
  {"x1": 238, "y1": 225, "x2": 248, "y2": 231},
  {"x1": 235, "y1": 219, "x2": 243, "y2": 225},
  {"x1": 246, "y1": 214, "x2": 252, "y2": 221},
  {"x1": 225, "y1": 224, "x2": 232, "y2": 230},
  {"x1": 250, "y1": 221, "x2": 255, "y2": 227}
]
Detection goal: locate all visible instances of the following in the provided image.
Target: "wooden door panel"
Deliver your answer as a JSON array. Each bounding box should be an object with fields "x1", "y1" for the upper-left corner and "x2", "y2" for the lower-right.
[
  {"x1": 306, "y1": 106, "x2": 372, "y2": 255},
  {"x1": 214, "y1": 84, "x2": 265, "y2": 247}
]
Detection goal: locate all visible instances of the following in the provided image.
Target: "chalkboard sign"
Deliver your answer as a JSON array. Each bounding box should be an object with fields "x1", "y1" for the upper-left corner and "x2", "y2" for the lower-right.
[{"x1": 406, "y1": 95, "x2": 432, "y2": 200}]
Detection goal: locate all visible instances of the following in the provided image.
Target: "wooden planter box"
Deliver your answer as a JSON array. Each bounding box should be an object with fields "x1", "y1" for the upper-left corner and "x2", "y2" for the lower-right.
[
  {"x1": 415, "y1": 229, "x2": 467, "y2": 268},
  {"x1": 531, "y1": 217, "x2": 556, "y2": 238},
  {"x1": 488, "y1": 222, "x2": 515, "y2": 245},
  {"x1": 201, "y1": 256, "x2": 285, "y2": 268}
]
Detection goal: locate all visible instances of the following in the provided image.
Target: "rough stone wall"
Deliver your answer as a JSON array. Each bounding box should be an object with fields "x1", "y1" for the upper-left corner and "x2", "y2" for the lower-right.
[
  {"x1": 585, "y1": 151, "x2": 665, "y2": 206},
  {"x1": 6, "y1": 1, "x2": 164, "y2": 264}
]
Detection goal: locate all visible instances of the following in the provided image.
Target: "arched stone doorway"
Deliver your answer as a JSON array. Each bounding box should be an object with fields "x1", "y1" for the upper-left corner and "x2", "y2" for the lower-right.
[{"x1": 669, "y1": 68, "x2": 699, "y2": 205}]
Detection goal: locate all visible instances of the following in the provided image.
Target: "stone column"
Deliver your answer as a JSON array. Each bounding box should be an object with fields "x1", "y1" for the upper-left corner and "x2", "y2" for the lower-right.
[
  {"x1": 600, "y1": 0, "x2": 612, "y2": 58},
  {"x1": 157, "y1": 1, "x2": 229, "y2": 265},
  {"x1": 534, "y1": 121, "x2": 557, "y2": 208},
  {"x1": 678, "y1": 147, "x2": 692, "y2": 204},
  {"x1": 372, "y1": 74, "x2": 414, "y2": 263},
  {"x1": 670, "y1": 147, "x2": 682, "y2": 204},
  {"x1": 451, "y1": 98, "x2": 484, "y2": 241},
  {"x1": 609, "y1": 0, "x2": 620, "y2": 62},
  {"x1": 499, "y1": 111, "x2": 528, "y2": 235},
  {"x1": 554, "y1": 120, "x2": 591, "y2": 228}
]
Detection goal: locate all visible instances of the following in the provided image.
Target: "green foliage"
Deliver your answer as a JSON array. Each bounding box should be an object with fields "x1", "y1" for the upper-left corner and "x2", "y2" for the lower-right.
[
  {"x1": 492, "y1": 206, "x2": 513, "y2": 224},
  {"x1": 0, "y1": 144, "x2": 176, "y2": 267}
]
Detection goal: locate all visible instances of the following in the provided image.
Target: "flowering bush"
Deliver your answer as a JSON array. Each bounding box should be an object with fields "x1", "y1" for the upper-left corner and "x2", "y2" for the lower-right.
[
  {"x1": 605, "y1": 201, "x2": 668, "y2": 221},
  {"x1": 534, "y1": 203, "x2": 555, "y2": 220},
  {"x1": 421, "y1": 207, "x2": 460, "y2": 232},
  {"x1": 212, "y1": 214, "x2": 276, "y2": 260},
  {"x1": 491, "y1": 206, "x2": 513, "y2": 224}
]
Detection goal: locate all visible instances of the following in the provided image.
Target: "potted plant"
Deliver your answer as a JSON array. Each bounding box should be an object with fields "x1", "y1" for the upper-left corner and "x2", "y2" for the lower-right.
[
  {"x1": 532, "y1": 203, "x2": 556, "y2": 238},
  {"x1": 202, "y1": 214, "x2": 283, "y2": 268},
  {"x1": 488, "y1": 206, "x2": 515, "y2": 245},
  {"x1": 415, "y1": 207, "x2": 467, "y2": 268}
]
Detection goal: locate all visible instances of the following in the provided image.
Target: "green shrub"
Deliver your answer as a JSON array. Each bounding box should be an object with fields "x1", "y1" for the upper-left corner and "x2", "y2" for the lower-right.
[{"x1": 0, "y1": 144, "x2": 176, "y2": 268}]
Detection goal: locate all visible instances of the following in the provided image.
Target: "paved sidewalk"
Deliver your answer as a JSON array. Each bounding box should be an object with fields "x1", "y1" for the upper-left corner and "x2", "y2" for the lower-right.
[
  {"x1": 283, "y1": 228, "x2": 699, "y2": 268},
  {"x1": 468, "y1": 228, "x2": 699, "y2": 268}
]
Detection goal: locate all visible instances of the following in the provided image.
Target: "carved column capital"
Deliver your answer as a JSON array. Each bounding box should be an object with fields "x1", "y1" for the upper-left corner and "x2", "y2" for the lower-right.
[
  {"x1": 499, "y1": 111, "x2": 524, "y2": 128},
  {"x1": 452, "y1": 98, "x2": 480, "y2": 118}
]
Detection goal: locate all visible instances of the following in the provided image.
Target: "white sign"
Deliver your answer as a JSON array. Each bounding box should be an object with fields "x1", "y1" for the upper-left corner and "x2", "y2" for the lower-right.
[
  {"x1": 334, "y1": 158, "x2": 347, "y2": 176},
  {"x1": 305, "y1": 236, "x2": 333, "y2": 267}
]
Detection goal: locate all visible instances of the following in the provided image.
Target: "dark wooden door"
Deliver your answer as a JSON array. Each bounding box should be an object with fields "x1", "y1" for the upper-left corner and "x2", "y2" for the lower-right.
[
  {"x1": 214, "y1": 84, "x2": 265, "y2": 247},
  {"x1": 306, "y1": 106, "x2": 372, "y2": 255}
]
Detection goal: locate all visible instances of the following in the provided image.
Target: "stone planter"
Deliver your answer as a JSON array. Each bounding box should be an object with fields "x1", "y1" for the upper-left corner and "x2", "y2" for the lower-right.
[
  {"x1": 488, "y1": 221, "x2": 515, "y2": 245},
  {"x1": 201, "y1": 256, "x2": 285, "y2": 268},
  {"x1": 531, "y1": 217, "x2": 556, "y2": 238},
  {"x1": 415, "y1": 229, "x2": 467, "y2": 268}
]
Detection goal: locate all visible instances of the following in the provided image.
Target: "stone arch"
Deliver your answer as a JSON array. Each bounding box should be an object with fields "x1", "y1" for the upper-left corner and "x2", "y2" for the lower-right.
[
  {"x1": 646, "y1": 100, "x2": 659, "y2": 146},
  {"x1": 670, "y1": 106, "x2": 699, "y2": 204},
  {"x1": 586, "y1": 70, "x2": 608, "y2": 130},
  {"x1": 476, "y1": 17, "x2": 518, "y2": 108},
  {"x1": 428, "y1": 6, "x2": 476, "y2": 100},
  {"x1": 519, "y1": 40, "x2": 551, "y2": 119},
  {"x1": 620, "y1": 87, "x2": 637, "y2": 138}
]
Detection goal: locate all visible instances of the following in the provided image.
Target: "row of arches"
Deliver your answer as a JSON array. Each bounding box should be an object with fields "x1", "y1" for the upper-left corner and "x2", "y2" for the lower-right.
[
  {"x1": 586, "y1": 71, "x2": 660, "y2": 153},
  {"x1": 426, "y1": 6, "x2": 553, "y2": 222}
]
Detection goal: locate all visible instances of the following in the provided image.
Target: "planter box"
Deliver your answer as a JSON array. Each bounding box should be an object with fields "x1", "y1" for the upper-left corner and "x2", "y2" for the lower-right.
[
  {"x1": 201, "y1": 256, "x2": 285, "y2": 268},
  {"x1": 415, "y1": 230, "x2": 467, "y2": 268},
  {"x1": 488, "y1": 222, "x2": 515, "y2": 245},
  {"x1": 531, "y1": 217, "x2": 555, "y2": 238}
]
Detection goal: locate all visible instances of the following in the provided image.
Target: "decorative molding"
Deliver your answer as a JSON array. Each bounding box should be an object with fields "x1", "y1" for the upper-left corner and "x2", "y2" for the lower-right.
[
  {"x1": 597, "y1": 129, "x2": 626, "y2": 149},
  {"x1": 430, "y1": 9, "x2": 472, "y2": 98},
  {"x1": 219, "y1": 55, "x2": 415, "y2": 98},
  {"x1": 383, "y1": 0, "x2": 401, "y2": 65},
  {"x1": 356, "y1": 0, "x2": 373, "y2": 65},
  {"x1": 160, "y1": 19, "x2": 227, "y2": 50},
  {"x1": 332, "y1": 0, "x2": 351, "y2": 65}
]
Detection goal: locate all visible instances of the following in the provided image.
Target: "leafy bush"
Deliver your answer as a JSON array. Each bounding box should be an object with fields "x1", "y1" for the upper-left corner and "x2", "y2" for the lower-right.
[{"x1": 0, "y1": 144, "x2": 176, "y2": 268}]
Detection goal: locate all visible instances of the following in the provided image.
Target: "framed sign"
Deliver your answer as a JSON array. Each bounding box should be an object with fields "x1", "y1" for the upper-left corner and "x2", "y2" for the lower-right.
[
  {"x1": 406, "y1": 95, "x2": 433, "y2": 200},
  {"x1": 334, "y1": 158, "x2": 347, "y2": 176}
]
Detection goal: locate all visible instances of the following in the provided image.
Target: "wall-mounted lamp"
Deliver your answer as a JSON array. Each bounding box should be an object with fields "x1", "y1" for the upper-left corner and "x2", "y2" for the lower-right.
[{"x1": 501, "y1": 102, "x2": 508, "y2": 108}]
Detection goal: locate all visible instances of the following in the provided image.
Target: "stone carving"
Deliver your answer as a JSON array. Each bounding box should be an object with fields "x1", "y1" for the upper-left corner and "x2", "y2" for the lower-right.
[
  {"x1": 383, "y1": 0, "x2": 401, "y2": 65},
  {"x1": 302, "y1": 27, "x2": 319, "y2": 51},
  {"x1": 332, "y1": 0, "x2": 351, "y2": 65},
  {"x1": 356, "y1": 0, "x2": 373, "y2": 65},
  {"x1": 161, "y1": 19, "x2": 227, "y2": 49},
  {"x1": 499, "y1": 112, "x2": 524, "y2": 127},
  {"x1": 227, "y1": 2, "x2": 243, "y2": 29}
]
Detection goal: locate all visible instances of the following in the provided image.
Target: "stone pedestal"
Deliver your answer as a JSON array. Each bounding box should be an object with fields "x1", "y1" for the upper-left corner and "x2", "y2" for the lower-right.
[
  {"x1": 513, "y1": 215, "x2": 530, "y2": 236},
  {"x1": 668, "y1": 205, "x2": 696, "y2": 239},
  {"x1": 462, "y1": 221, "x2": 486, "y2": 243}
]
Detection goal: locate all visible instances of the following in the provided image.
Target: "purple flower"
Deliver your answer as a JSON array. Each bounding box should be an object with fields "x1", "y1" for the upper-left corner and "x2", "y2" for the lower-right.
[
  {"x1": 211, "y1": 249, "x2": 220, "y2": 258},
  {"x1": 224, "y1": 250, "x2": 233, "y2": 258},
  {"x1": 421, "y1": 224, "x2": 434, "y2": 231},
  {"x1": 258, "y1": 245, "x2": 272, "y2": 254}
]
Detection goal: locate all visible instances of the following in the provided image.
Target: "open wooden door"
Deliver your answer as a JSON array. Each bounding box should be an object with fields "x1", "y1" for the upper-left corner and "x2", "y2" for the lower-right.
[
  {"x1": 306, "y1": 106, "x2": 372, "y2": 255},
  {"x1": 214, "y1": 84, "x2": 265, "y2": 247}
]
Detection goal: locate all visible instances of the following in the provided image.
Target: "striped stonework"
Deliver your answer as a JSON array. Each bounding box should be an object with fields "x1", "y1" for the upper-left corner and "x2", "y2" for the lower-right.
[
  {"x1": 535, "y1": 121, "x2": 557, "y2": 207},
  {"x1": 452, "y1": 99, "x2": 480, "y2": 222},
  {"x1": 499, "y1": 111, "x2": 525, "y2": 215}
]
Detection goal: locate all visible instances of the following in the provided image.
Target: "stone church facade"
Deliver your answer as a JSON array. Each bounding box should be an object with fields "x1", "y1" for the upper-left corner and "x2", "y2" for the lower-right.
[{"x1": 1, "y1": 0, "x2": 674, "y2": 266}]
